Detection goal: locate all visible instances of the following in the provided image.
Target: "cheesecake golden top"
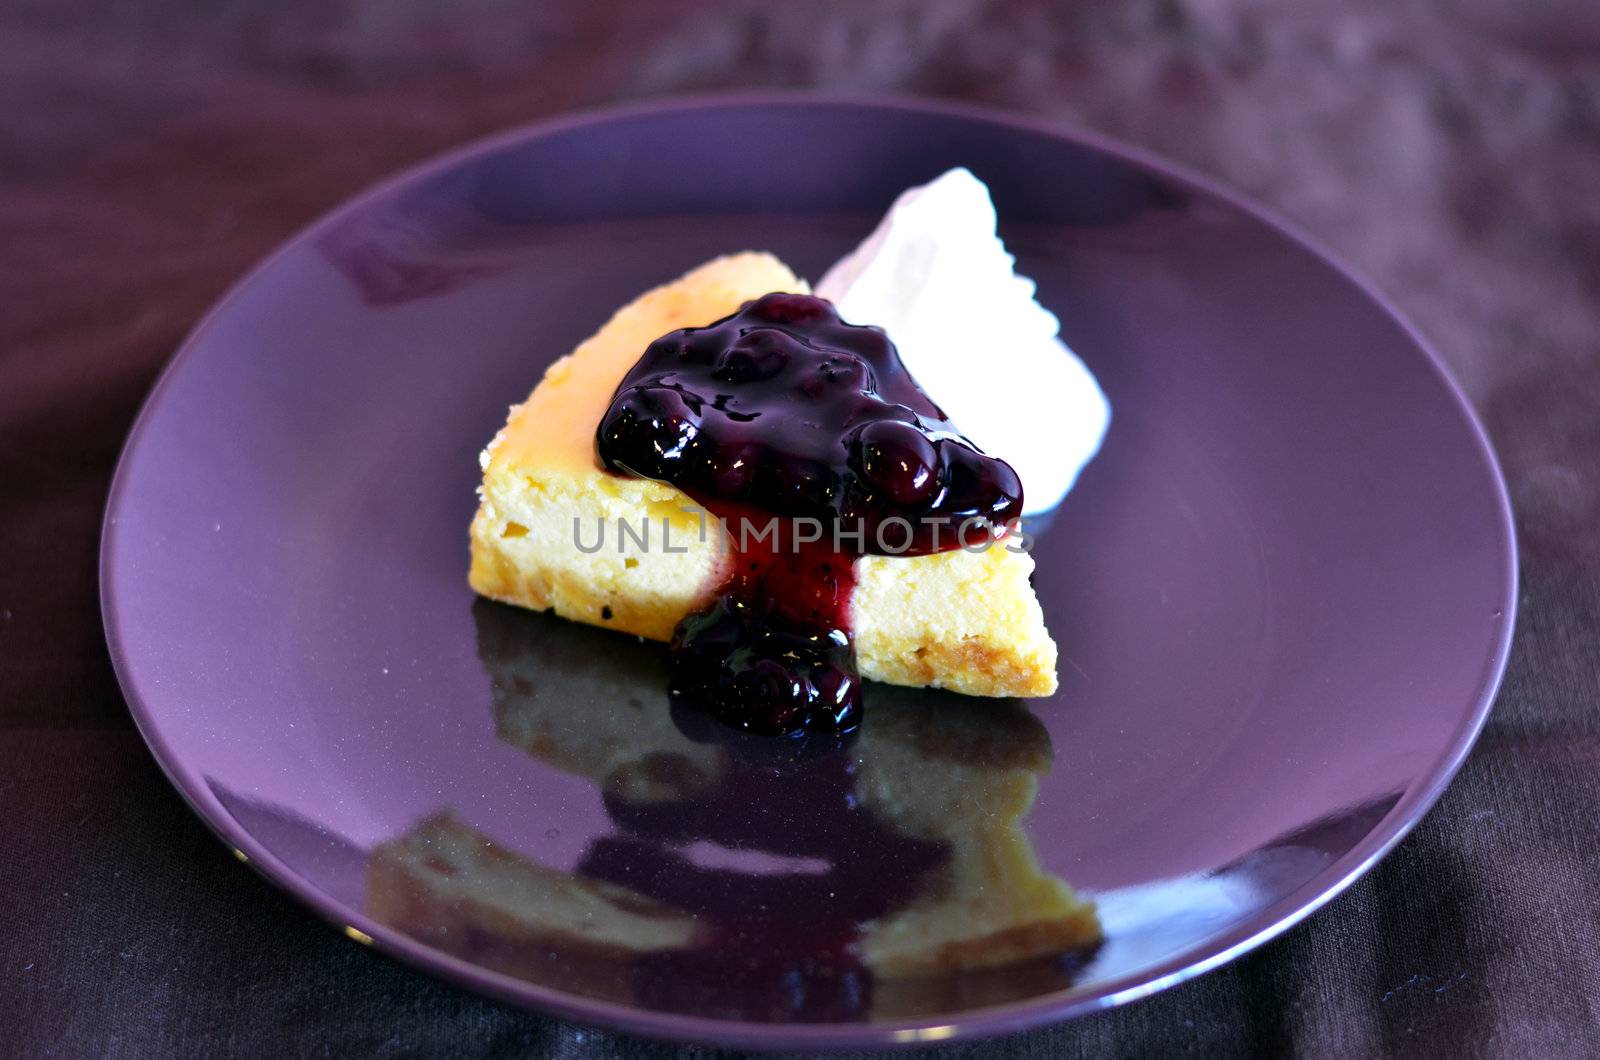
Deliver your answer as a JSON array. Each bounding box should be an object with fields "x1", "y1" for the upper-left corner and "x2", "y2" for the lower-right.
[{"x1": 484, "y1": 253, "x2": 806, "y2": 484}]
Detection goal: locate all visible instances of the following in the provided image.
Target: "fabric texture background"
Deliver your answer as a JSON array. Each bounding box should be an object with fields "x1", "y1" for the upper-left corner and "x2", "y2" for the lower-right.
[{"x1": 2, "y1": 1, "x2": 1597, "y2": 1056}]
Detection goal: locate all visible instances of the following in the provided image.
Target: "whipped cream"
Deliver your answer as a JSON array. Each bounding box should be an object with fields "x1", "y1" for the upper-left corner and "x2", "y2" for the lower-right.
[{"x1": 816, "y1": 168, "x2": 1110, "y2": 515}]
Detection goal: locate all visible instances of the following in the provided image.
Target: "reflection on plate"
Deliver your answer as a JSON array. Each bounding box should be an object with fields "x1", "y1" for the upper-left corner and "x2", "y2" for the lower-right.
[{"x1": 365, "y1": 601, "x2": 1100, "y2": 1022}]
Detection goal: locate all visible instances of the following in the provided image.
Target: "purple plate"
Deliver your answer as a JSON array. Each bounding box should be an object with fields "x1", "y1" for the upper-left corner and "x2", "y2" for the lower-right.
[{"x1": 101, "y1": 96, "x2": 1516, "y2": 1049}]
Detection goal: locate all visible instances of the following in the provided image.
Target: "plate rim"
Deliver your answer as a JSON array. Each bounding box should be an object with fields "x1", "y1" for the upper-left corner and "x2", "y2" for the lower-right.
[{"x1": 100, "y1": 90, "x2": 1519, "y2": 1050}]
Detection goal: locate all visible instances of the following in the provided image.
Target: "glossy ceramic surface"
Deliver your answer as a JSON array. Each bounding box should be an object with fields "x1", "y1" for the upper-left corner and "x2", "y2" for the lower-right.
[{"x1": 101, "y1": 96, "x2": 1516, "y2": 1049}]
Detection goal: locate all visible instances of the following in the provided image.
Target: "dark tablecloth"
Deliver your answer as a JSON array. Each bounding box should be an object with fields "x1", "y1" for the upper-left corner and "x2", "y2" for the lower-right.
[{"x1": 3, "y1": 1, "x2": 1597, "y2": 1056}]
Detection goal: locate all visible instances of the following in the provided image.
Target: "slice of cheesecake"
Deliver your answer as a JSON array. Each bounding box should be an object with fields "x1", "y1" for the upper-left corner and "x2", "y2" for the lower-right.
[{"x1": 469, "y1": 253, "x2": 1057, "y2": 698}]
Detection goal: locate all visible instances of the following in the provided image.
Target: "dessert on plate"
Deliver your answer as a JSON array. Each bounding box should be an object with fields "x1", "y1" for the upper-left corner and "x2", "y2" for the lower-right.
[{"x1": 468, "y1": 168, "x2": 1109, "y2": 736}]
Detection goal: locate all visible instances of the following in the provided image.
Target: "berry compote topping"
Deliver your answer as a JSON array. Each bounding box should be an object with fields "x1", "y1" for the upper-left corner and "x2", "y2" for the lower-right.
[{"x1": 596, "y1": 292, "x2": 1025, "y2": 738}]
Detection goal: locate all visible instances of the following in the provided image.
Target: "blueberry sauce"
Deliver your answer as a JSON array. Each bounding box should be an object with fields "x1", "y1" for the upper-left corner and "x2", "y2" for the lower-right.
[{"x1": 596, "y1": 293, "x2": 1024, "y2": 737}]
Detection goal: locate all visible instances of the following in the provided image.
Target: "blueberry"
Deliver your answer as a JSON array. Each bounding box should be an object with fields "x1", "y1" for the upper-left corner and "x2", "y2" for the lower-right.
[
  {"x1": 639, "y1": 385, "x2": 700, "y2": 455},
  {"x1": 732, "y1": 659, "x2": 807, "y2": 729},
  {"x1": 644, "y1": 336, "x2": 684, "y2": 361},
  {"x1": 809, "y1": 665, "x2": 855, "y2": 712},
  {"x1": 815, "y1": 355, "x2": 873, "y2": 392},
  {"x1": 714, "y1": 329, "x2": 790, "y2": 383},
  {"x1": 855, "y1": 419, "x2": 939, "y2": 506},
  {"x1": 598, "y1": 385, "x2": 702, "y2": 475},
  {"x1": 597, "y1": 406, "x2": 656, "y2": 476},
  {"x1": 855, "y1": 326, "x2": 893, "y2": 358},
  {"x1": 707, "y1": 440, "x2": 761, "y2": 499},
  {"x1": 677, "y1": 333, "x2": 721, "y2": 364},
  {"x1": 939, "y1": 440, "x2": 1023, "y2": 524},
  {"x1": 748, "y1": 292, "x2": 831, "y2": 325}
]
